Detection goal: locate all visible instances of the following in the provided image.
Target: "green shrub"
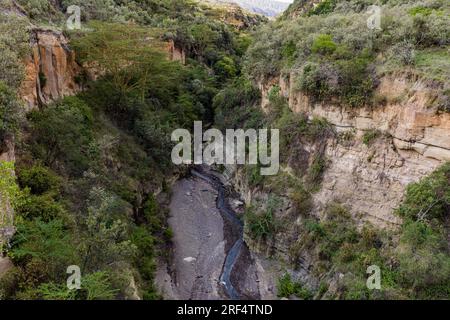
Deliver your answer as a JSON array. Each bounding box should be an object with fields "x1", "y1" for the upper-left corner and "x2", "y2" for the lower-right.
[
  {"x1": 245, "y1": 195, "x2": 282, "y2": 240},
  {"x1": 277, "y1": 273, "x2": 313, "y2": 299},
  {"x1": 307, "y1": 154, "x2": 327, "y2": 187},
  {"x1": 0, "y1": 14, "x2": 28, "y2": 89},
  {"x1": 17, "y1": 0, "x2": 62, "y2": 20},
  {"x1": 0, "y1": 161, "x2": 21, "y2": 214},
  {"x1": 298, "y1": 62, "x2": 336, "y2": 102},
  {"x1": 9, "y1": 218, "x2": 78, "y2": 282},
  {"x1": 18, "y1": 165, "x2": 61, "y2": 196},
  {"x1": 362, "y1": 129, "x2": 380, "y2": 146},
  {"x1": 311, "y1": 34, "x2": 337, "y2": 55},
  {"x1": 246, "y1": 165, "x2": 264, "y2": 187},
  {"x1": 396, "y1": 162, "x2": 450, "y2": 222},
  {"x1": 307, "y1": 0, "x2": 336, "y2": 16},
  {"x1": 289, "y1": 187, "x2": 312, "y2": 215},
  {"x1": 213, "y1": 56, "x2": 237, "y2": 80},
  {"x1": 408, "y1": 6, "x2": 435, "y2": 17},
  {"x1": 245, "y1": 207, "x2": 275, "y2": 240},
  {"x1": 17, "y1": 193, "x2": 66, "y2": 222},
  {"x1": 80, "y1": 271, "x2": 118, "y2": 300},
  {"x1": 397, "y1": 220, "x2": 450, "y2": 298},
  {"x1": 281, "y1": 40, "x2": 296, "y2": 63},
  {"x1": 143, "y1": 194, "x2": 164, "y2": 233},
  {"x1": 0, "y1": 81, "x2": 20, "y2": 143},
  {"x1": 28, "y1": 96, "x2": 94, "y2": 175}
]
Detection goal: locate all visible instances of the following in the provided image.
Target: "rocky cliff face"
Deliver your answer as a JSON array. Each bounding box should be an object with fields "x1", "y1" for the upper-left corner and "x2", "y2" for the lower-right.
[
  {"x1": 19, "y1": 28, "x2": 82, "y2": 110},
  {"x1": 257, "y1": 72, "x2": 449, "y2": 228},
  {"x1": 166, "y1": 39, "x2": 186, "y2": 65}
]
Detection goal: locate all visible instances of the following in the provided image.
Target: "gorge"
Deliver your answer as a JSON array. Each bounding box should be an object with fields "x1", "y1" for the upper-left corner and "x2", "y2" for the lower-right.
[{"x1": 0, "y1": 0, "x2": 449, "y2": 300}]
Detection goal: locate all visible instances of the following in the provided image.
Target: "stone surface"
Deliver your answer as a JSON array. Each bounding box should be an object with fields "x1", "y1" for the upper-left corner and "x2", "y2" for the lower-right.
[
  {"x1": 20, "y1": 28, "x2": 82, "y2": 110},
  {"x1": 258, "y1": 73, "x2": 450, "y2": 228}
]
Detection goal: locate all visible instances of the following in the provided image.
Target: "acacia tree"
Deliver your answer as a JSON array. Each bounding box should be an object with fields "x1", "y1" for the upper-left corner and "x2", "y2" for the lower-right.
[
  {"x1": 80, "y1": 187, "x2": 137, "y2": 272},
  {"x1": 71, "y1": 22, "x2": 181, "y2": 103}
]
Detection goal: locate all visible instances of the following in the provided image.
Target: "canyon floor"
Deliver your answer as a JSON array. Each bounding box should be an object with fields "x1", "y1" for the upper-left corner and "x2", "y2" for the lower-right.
[{"x1": 155, "y1": 170, "x2": 277, "y2": 300}]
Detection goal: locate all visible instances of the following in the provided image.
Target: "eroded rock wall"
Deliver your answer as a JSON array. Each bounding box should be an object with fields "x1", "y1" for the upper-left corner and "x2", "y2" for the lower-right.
[
  {"x1": 19, "y1": 28, "x2": 81, "y2": 110},
  {"x1": 258, "y1": 73, "x2": 449, "y2": 228}
]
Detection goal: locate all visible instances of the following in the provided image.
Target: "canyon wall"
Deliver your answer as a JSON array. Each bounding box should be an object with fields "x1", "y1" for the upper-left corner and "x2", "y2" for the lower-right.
[
  {"x1": 20, "y1": 28, "x2": 82, "y2": 111},
  {"x1": 257, "y1": 73, "x2": 449, "y2": 228}
]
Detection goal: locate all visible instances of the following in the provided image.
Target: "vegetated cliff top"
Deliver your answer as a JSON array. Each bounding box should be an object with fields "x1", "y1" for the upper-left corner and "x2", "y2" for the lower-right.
[{"x1": 244, "y1": 0, "x2": 450, "y2": 111}]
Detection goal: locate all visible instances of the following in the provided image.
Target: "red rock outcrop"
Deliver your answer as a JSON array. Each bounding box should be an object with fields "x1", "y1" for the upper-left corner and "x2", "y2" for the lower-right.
[{"x1": 20, "y1": 28, "x2": 81, "y2": 110}]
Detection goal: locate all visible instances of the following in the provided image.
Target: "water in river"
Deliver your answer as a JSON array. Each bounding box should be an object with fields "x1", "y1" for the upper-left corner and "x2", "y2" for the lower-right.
[{"x1": 158, "y1": 165, "x2": 261, "y2": 300}]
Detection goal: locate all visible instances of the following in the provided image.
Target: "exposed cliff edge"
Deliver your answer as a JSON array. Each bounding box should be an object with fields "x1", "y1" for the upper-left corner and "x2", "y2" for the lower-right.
[
  {"x1": 258, "y1": 72, "x2": 449, "y2": 228},
  {"x1": 19, "y1": 28, "x2": 82, "y2": 110}
]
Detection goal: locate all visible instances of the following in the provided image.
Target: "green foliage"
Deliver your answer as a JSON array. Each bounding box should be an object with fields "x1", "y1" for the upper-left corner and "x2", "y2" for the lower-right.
[
  {"x1": 311, "y1": 34, "x2": 337, "y2": 55},
  {"x1": 0, "y1": 81, "x2": 21, "y2": 143},
  {"x1": 2, "y1": 0, "x2": 261, "y2": 301},
  {"x1": 245, "y1": 195, "x2": 281, "y2": 240},
  {"x1": 246, "y1": 0, "x2": 449, "y2": 107},
  {"x1": 306, "y1": 154, "x2": 327, "y2": 187},
  {"x1": 291, "y1": 164, "x2": 450, "y2": 299},
  {"x1": 307, "y1": 0, "x2": 336, "y2": 16},
  {"x1": 298, "y1": 54, "x2": 375, "y2": 107},
  {"x1": 0, "y1": 161, "x2": 20, "y2": 241},
  {"x1": 17, "y1": 193, "x2": 67, "y2": 222},
  {"x1": 36, "y1": 282, "x2": 76, "y2": 300},
  {"x1": 246, "y1": 165, "x2": 264, "y2": 188},
  {"x1": 81, "y1": 271, "x2": 118, "y2": 300},
  {"x1": 362, "y1": 129, "x2": 381, "y2": 146},
  {"x1": 18, "y1": 165, "x2": 61, "y2": 196},
  {"x1": 213, "y1": 78, "x2": 262, "y2": 130},
  {"x1": 10, "y1": 218, "x2": 78, "y2": 283},
  {"x1": 213, "y1": 56, "x2": 237, "y2": 81},
  {"x1": 28, "y1": 96, "x2": 94, "y2": 175},
  {"x1": 72, "y1": 22, "x2": 180, "y2": 102},
  {"x1": 396, "y1": 162, "x2": 450, "y2": 222},
  {"x1": 298, "y1": 62, "x2": 333, "y2": 101},
  {"x1": 0, "y1": 13, "x2": 28, "y2": 89},
  {"x1": 281, "y1": 40, "x2": 296, "y2": 63},
  {"x1": 311, "y1": 203, "x2": 359, "y2": 262},
  {"x1": 408, "y1": 6, "x2": 435, "y2": 17},
  {"x1": 268, "y1": 85, "x2": 281, "y2": 103},
  {"x1": 16, "y1": 0, "x2": 62, "y2": 20},
  {"x1": 80, "y1": 187, "x2": 137, "y2": 271},
  {"x1": 277, "y1": 273, "x2": 313, "y2": 299},
  {"x1": 397, "y1": 220, "x2": 450, "y2": 298},
  {"x1": 143, "y1": 195, "x2": 159, "y2": 225},
  {"x1": 35, "y1": 270, "x2": 118, "y2": 300}
]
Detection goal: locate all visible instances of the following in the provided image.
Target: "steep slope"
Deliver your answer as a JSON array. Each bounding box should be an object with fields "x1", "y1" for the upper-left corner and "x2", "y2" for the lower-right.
[
  {"x1": 0, "y1": 0, "x2": 262, "y2": 300},
  {"x1": 214, "y1": 0, "x2": 450, "y2": 299}
]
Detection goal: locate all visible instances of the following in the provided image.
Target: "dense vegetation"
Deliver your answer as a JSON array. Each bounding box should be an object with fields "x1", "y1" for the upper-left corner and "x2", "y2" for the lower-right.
[
  {"x1": 245, "y1": 0, "x2": 449, "y2": 109},
  {"x1": 0, "y1": 0, "x2": 260, "y2": 299}
]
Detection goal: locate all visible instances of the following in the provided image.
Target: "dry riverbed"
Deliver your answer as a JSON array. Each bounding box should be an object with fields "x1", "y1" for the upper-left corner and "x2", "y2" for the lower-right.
[{"x1": 156, "y1": 169, "x2": 270, "y2": 300}]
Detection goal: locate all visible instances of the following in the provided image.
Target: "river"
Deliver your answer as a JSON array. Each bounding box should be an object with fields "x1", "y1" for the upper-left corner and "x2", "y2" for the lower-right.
[{"x1": 156, "y1": 165, "x2": 263, "y2": 300}]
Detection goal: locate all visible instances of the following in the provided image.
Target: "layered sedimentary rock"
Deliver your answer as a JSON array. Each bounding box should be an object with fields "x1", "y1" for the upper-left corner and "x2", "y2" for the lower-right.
[
  {"x1": 166, "y1": 39, "x2": 186, "y2": 65},
  {"x1": 257, "y1": 73, "x2": 449, "y2": 228}
]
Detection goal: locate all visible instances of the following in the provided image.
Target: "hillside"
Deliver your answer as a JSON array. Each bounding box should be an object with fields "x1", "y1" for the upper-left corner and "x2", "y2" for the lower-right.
[
  {"x1": 0, "y1": 0, "x2": 449, "y2": 301},
  {"x1": 0, "y1": 0, "x2": 263, "y2": 300},
  {"x1": 223, "y1": 0, "x2": 450, "y2": 299}
]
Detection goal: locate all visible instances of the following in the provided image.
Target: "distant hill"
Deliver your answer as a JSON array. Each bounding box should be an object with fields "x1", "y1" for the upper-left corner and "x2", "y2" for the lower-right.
[{"x1": 205, "y1": 0, "x2": 291, "y2": 17}]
